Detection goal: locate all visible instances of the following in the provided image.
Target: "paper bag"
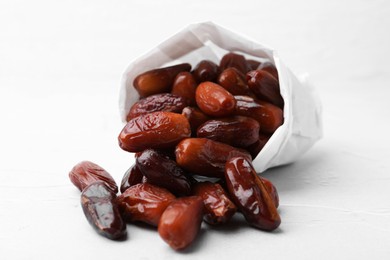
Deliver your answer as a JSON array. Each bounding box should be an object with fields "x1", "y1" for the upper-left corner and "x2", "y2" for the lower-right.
[{"x1": 119, "y1": 22, "x2": 323, "y2": 173}]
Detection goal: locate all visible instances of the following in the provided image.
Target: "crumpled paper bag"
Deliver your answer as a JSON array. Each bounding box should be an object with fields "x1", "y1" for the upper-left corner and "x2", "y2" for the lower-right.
[{"x1": 119, "y1": 22, "x2": 323, "y2": 173}]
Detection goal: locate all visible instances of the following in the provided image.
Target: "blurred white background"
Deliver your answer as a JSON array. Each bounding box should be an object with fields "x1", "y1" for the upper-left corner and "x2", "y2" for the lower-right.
[{"x1": 1, "y1": 0, "x2": 390, "y2": 259}]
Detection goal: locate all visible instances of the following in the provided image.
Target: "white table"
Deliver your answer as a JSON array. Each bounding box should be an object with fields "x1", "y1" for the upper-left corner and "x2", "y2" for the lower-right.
[{"x1": 1, "y1": 0, "x2": 390, "y2": 259}]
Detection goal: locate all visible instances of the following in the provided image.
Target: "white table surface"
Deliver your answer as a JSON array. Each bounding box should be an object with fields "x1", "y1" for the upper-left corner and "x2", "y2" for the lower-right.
[{"x1": 1, "y1": 0, "x2": 390, "y2": 259}]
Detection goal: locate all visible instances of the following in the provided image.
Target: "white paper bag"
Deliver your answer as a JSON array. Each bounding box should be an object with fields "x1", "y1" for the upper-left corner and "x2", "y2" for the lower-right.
[{"x1": 119, "y1": 22, "x2": 323, "y2": 173}]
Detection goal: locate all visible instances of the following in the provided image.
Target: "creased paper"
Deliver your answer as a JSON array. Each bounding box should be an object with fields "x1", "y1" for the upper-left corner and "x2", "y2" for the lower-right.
[{"x1": 119, "y1": 21, "x2": 323, "y2": 173}]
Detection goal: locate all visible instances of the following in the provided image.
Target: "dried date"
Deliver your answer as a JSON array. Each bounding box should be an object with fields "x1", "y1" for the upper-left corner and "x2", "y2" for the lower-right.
[{"x1": 81, "y1": 181, "x2": 126, "y2": 239}]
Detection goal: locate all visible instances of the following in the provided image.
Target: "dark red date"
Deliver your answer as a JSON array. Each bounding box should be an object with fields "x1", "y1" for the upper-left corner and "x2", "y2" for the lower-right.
[
  {"x1": 117, "y1": 183, "x2": 175, "y2": 226},
  {"x1": 136, "y1": 149, "x2": 192, "y2": 196},
  {"x1": 234, "y1": 95, "x2": 283, "y2": 134},
  {"x1": 192, "y1": 181, "x2": 237, "y2": 225},
  {"x1": 217, "y1": 67, "x2": 253, "y2": 96},
  {"x1": 120, "y1": 163, "x2": 144, "y2": 193},
  {"x1": 192, "y1": 60, "x2": 220, "y2": 83},
  {"x1": 175, "y1": 138, "x2": 252, "y2": 178},
  {"x1": 133, "y1": 63, "x2": 191, "y2": 97},
  {"x1": 126, "y1": 93, "x2": 187, "y2": 121},
  {"x1": 69, "y1": 161, "x2": 118, "y2": 193},
  {"x1": 158, "y1": 196, "x2": 204, "y2": 250},
  {"x1": 197, "y1": 116, "x2": 260, "y2": 148},
  {"x1": 81, "y1": 181, "x2": 126, "y2": 240},
  {"x1": 118, "y1": 111, "x2": 191, "y2": 152},
  {"x1": 171, "y1": 72, "x2": 197, "y2": 106},
  {"x1": 247, "y1": 69, "x2": 284, "y2": 108},
  {"x1": 219, "y1": 52, "x2": 249, "y2": 74},
  {"x1": 195, "y1": 81, "x2": 236, "y2": 117},
  {"x1": 225, "y1": 157, "x2": 281, "y2": 231}
]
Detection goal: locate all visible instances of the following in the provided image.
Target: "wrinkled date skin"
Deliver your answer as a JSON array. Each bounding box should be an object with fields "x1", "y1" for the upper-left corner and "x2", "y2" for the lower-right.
[
  {"x1": 247, "y1": 69, "x2": 284, "y2": 108},
  {"x1": 234, "y1": 95, "x2": 284, "y2": 134},
  {"x1": 175, "y1": 138, "x2": 252, "y2": 178},
  {"x1": 219, "y1": 52, "x2": 249, "y2": 74},
  {"x1": 217, "y1": 67, "x2": 253, "y2": 96},
  {"x1": 133, "y1": 63, "x2": 191, "y2": 97},
  {"x1": 126, "y1": 93, "x2": 188, "y2": 121},
  {"x1": 69, "y1": 161, "x2": 118, "y2": 193},
  {"x1": 225, "y1": 157, "x2": 281, "y2": 231},
  {"x1": 118, "y1": 111, "x2": 191, "y2": 152},
  {"x1": 81, "y1": 181, "x2": 126, "y2": 240},
  {"x1": 197, "y1": 116, "x2": 260, "y2": 148},
  {"x1": 117, "y1": 183, "x2": 175, "y2": 226},
  {"x1": 158, "y1": 196, "x2": 204, "y2": 250},
  {"x1": 181, "y1": 106, "x2": 210, "y2": 135},
  {"x1": 120, "y1": 163, "x2": 144, "y2": 193},
  {"x1": 136, "y1": 149, "x2": 192, "y2": 196},
  {"x1": 171, "y1": 72, "x2": 197, "y2": 106},
  {"x1": 192, "y1": 181, "x2": 237, "y2": 225},
  {"x1": 192, "y1": 60, "x2": 220, "y2": 83},
  {"x1": 195, "y1": 81, "x2": 236, "y2": 117}
]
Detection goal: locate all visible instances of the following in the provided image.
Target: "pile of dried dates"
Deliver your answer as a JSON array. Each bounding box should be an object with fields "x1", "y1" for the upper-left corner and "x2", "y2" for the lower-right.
[{"x1": 69, "y1": 52, "x2": 284, "y2": 250}]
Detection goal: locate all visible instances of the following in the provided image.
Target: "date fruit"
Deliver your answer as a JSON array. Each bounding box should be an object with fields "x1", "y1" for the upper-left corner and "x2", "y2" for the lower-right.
[
  {"x1": 192, "y1": 181, "x2": 237, "y2": 225},
  {"x1": 246, "y1": 133, "x2": 271, "y2": 159},
  {"x1": 118, "y1": 111, "x2": 191, "y2": 152},
  {"x1": 192, "y1": 60, "x2": 220, "y2": 83},
  {"x1": 258, "y1": 61, "x2": 278, "y2": 79},
  {"x1": 175, "y1": 138, "x2": 251, "y2": 178},
  {"x1": 197, "y1": 116, "x2": 260, "y2": 148},
  {"x1": 217, "y1": 67, "x2": 253, "y2": 96},
  {"x1": 120, "y1": 163, "x2": 144, "y2": 193},
  {"x1": 158, "y1": 196, "x2": 204, "y2": 250},
  {"x1": 133, "y1": 63, "x2": 191, "y2": 97},
  {"x1": 171, "y1": 72, "x2": 197, "y2": 106},
  {"x1": 247, "y1": 69, "x2": 284, "y2": 108},
  {"x1": 219, "y1": 52, "x2": 249, "y2": 74},
  {"x1": 260, "y1": 176, "x2": 279, "y2": 208},
  {"x1": 69, "y1": 161, "x2": 118, "y2": 193},
  {"x1": 126, "y1": 93, "x2": 188, "y2": 121},
  {"x1": 81, "y1": 181, "x2": 126, "y2": 240},
  {"x1": 195, "y1": 81, "x2": 236, "y2": 117},
  {"x1": 117, "y1": 183, "x2": 175, "y2": 226},
  {"x1": 225, "y1": 157, "x2": 281, "y2": 231},
  {"x1": 136, "y1": 149, "x2": 192, "y2": 196},
  {"x1": 181, "y1": 106, "x2": 210, "y2": 135},
  {"x1": 234, "y1": 95, "x2": 283, "y2": 134}
]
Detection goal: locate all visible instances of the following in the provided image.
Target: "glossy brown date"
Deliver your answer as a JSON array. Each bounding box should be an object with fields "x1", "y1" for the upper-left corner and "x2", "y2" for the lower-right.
[
  {"x1": 120, "y1": 163, "x2": 144, "y2": 193},
  {"x1": 259, "y1": 176, "x2": 279, "y2": 208},
  {"x1": 246, "y1": 133, "x2": 271, "y2": 159},
  {"x1": 136, "y1": 149, "x2": 192, "y2": 196},
  {"x1": 81, "y1": 181, "x2": 126, "y2": 240},
  {"x1": 181, "y1": 106, "x2": 210, "y2": 135},
  {"x1": 69, "y1": 161, "x2": 118, "y2": 193},
  {"x1": 158, "y1": 196, "x2": 204, "y2": 250},
  {"x1": 171, "y1": 72, "x2": 197, "y2": 106},
  {"x1": 234, "y1": 95, "x2": 283, "y2": 134},
  {"x1": 133, "y1": 63, "x2": 191, "y2": 97},
  {"x1": 219, "y1": 52, "x2": 249, "y2": 74},
  {"x1": 118, "y1": 111, "x2": 191, "y2": 152},
  {"x1": 195, "y1": 81, "x2": 236, "y2": 117},
  {"x1": 192, "y1": 181, "x2": 237, "y2": 225},
  {"x1": 247, "y1": 59, "x2": 261, "y2": 71},
  {"x1": 247, "y1": 69, "x2": 284, "y2": 108},
  {"x1": 126, "y1": 93, "x2": 188, "y2": 121},
  {"x1": 196, "y1": 116, "x2": 260, "y2": 148},
  {"x1": 117, "y1": 183, "x2": 175, "y2": 226},
  {"x1": 217, "y1": 67, "x2": 253, "y2": 96},
  {"x1": 258, "y1": 61, "x2": 278, "y2": 79},
  {"x1": 225, "y1": 157, "x2": 281, "y2": 231},
  {"x1": 192, "y1": 60, "x2": 220, "y2": 83},
  {"x1": 175, "y1": 138, "x2": 251, "y2": 178}
]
